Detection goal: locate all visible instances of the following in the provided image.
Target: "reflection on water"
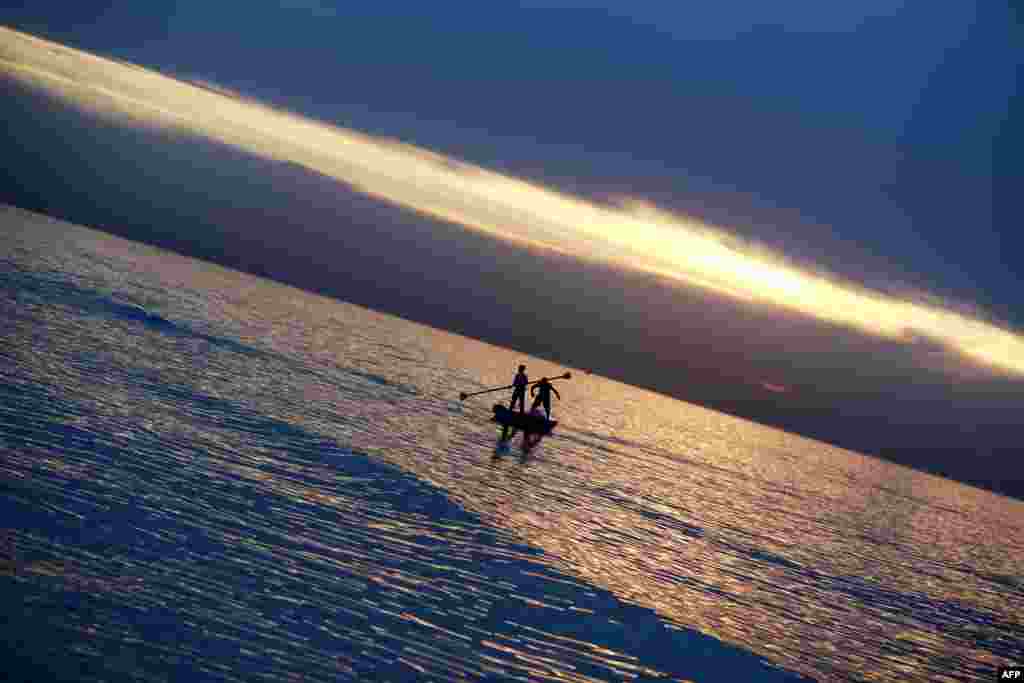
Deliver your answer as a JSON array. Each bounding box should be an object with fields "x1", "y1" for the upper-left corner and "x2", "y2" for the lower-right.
[{"x1": 2, "y1": 207, "x2": 1022, "y2": 682}]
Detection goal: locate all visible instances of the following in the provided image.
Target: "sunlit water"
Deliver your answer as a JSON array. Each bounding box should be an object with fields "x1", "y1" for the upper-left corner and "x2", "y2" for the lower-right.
[{"x1": 2, "y1": 205, "x2": 1021, "y2": 682}]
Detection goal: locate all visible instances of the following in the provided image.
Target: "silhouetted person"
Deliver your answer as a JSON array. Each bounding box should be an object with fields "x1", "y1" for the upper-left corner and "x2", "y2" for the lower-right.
[
  {"x1": 509, "y1": 364, "x2": 528, "y2": 413},
  {"x1": 530, "y1": 376, "x2": 560, "y2": 420}
]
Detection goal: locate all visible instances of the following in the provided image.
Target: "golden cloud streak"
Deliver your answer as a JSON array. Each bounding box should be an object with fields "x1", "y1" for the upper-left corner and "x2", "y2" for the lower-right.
[{"x1": 3, "y1": 26, "x2": 1022, "y2": 376}]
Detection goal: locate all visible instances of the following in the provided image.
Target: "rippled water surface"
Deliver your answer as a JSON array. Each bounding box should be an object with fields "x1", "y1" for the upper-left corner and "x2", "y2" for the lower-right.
[{"x1": 2, "y1": 206, "x2": 1022, "y2": 682}]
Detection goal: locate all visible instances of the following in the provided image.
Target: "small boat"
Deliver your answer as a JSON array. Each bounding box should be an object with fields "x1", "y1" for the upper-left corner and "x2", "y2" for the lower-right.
[
  {"x1": 493, "y1": 405, "x2": 556, "y2": 453},
  {"x1": 492, "y1": 405, "x2": 557, "y2": 434}
]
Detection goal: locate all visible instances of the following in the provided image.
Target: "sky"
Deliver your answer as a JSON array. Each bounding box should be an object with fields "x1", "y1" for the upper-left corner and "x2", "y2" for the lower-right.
[{"x1": 1, "y1": 3, "x2": 1022, "y2": 495}]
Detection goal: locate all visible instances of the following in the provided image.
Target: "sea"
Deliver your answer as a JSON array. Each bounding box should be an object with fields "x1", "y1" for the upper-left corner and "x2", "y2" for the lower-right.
[{"x1": 2, "y1": 205, "x2": 1021, "y2": 682}]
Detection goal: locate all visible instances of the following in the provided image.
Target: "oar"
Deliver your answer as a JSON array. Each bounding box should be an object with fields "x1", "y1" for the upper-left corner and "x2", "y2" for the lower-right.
[{"x1": 459, "y1": 371, "x2": 571, "y2": 401}]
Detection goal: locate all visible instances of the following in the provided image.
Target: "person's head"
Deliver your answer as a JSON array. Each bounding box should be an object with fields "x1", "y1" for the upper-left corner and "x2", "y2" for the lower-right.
[
  {"x1": 518, "y1": 364, "x2": 526, "y2": 372},
  {"x1": 540, "y1": 376, "x2": 548, "y2": 383}
]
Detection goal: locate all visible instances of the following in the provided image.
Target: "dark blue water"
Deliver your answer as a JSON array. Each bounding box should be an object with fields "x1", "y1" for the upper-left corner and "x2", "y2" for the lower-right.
[{"x1": 2, "y1": 206, "x2": 1021, "y2": 681}]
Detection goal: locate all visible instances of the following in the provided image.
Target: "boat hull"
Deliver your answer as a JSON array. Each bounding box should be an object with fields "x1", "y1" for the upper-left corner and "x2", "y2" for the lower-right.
[{"x1": 492, "y1": 404, "x2": 557, "y2": 434}]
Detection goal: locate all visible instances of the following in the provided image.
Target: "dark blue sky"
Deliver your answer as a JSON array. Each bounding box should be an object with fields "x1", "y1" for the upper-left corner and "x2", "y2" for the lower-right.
[{"x1": 5, "y1": 1, "x2": 1020, "y2": 322}]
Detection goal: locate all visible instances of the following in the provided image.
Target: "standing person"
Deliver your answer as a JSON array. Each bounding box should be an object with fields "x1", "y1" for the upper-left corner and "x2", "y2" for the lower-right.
[
  {"x1": 530, "y1": 376, "x2": 560, "y2": 420},
  {"x1": 509, "y1": 364, "x2": 528, "y2": 413}
]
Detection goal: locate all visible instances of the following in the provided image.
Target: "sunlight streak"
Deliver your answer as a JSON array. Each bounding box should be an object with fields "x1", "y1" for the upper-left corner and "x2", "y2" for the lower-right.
[{"x1": 3, "y1": 26, "x2": 1022, "y2": 377}]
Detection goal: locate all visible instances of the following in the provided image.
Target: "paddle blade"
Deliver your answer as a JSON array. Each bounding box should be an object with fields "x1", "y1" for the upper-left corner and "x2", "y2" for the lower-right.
[{"x1": 459, "y1": 392, "x2": 468, "y2": 400}]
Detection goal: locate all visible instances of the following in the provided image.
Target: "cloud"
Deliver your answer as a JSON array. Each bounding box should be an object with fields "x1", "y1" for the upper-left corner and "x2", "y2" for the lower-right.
[
  {"x1": 899, "y1": 328, "x2": 954, "y2": 355},
  {"x1": 2, "y1": 25, "x2": 1022, "y2": 379},
  {"x1": 278, "y1": 0, "x2": 338, "y2": 18}
]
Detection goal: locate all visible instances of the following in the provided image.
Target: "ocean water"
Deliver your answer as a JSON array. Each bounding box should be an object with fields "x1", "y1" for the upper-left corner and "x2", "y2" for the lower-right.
[{"x1": 1, "y1": 205, "x2": 1021, "y2": 682}]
